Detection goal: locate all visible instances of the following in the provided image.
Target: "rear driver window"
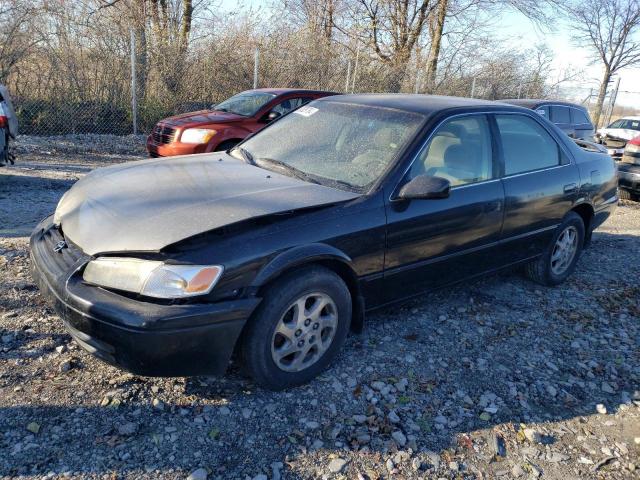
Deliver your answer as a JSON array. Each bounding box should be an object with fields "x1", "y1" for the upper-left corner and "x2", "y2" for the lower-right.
[{"x1": 496, "y1": 115, "x2": 560, "y2": 176}]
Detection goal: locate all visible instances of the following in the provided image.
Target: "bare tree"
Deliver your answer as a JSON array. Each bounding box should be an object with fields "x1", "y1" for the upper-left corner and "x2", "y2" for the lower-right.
[
  {"x1": 349, "y1": 0, "x2": 439, "y2": 91},
  {"x1": 0, "y1": 0, "x2": 43, "y2": 82},
  {"x1": 564, "y1": 0, "x2": 640, "y2": 126},
  {"x1": 424, "y1": 0, "x2": 558, "y2": 93},
  {"x1": 284, "y1": 0, "x2": 340, "y2": 43},
  {"x1": 424, "y1": 0, "x2": 447, "y2": 91}
]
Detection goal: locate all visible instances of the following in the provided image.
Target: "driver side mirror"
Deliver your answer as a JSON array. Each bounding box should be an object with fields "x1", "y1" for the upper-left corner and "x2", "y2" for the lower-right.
[
  {"x1": 265, "y1": 111, "x2": 281, "y2": 122},
  {"x1": 397, "y1": 175, "x2": 450, "y2": 200}
]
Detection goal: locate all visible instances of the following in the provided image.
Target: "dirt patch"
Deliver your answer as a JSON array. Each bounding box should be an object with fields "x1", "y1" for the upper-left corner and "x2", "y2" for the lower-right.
[{"x1": 1, "y1": 143, "x2": 639, "y2": 479}]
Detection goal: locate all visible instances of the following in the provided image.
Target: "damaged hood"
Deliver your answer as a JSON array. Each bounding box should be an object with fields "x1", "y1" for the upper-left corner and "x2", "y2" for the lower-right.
[
  {"x1": 597, "y1": 128, "x2": 640, "y2": 141},
  {"x1": 55, "y1": 154, "x2": 359, "y2": 255}
]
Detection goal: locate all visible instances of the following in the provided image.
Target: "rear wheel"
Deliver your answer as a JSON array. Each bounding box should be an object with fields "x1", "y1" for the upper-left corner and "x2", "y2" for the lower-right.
[
  {"x1": 525, "y1": 212, "x2": 585, "y2": 286},
  {"x1": 240, "y1": 266, "x2": 352, "y2": 390}
]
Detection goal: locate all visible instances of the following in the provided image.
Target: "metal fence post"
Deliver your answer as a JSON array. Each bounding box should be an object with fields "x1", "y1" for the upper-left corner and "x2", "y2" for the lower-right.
[
  {"x1": 351, "y1": 44, "x2": 360, "y2": 93},
  {"x1": 253, "y1": 48, "x2": 259, "y2": 89},
  {"x1": 130, "y1": 29, "x2": 138, "y2": 135},
  {"x1": 345, "y1": 61, "x2": 351, "y2": 93},
  {"x1": 414, "y1": 70, "x2": 422, "y2": 94},
  {"x1": 470, "y1": 77, "x2": 476, "y2": 98}
]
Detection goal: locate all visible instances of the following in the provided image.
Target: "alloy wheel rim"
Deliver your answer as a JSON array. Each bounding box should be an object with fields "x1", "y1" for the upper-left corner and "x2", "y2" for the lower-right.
[
  {"x1": 271, "y1": 292, "x2": 338, "y2": 372},
  {"x1": 550, "y1": 226, "x2": 578, "y2": 275}
]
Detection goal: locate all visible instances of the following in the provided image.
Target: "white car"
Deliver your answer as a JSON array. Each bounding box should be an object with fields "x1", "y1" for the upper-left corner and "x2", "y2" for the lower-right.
[{"x1": 595, "y1": 116, "x2": 640, "y2": 159}]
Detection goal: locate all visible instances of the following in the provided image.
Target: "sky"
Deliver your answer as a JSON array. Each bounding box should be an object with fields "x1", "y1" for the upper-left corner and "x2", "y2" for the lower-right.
[
  {"x1": 500, "y1": 10, "x2": 640, "y2": 108},
  {"x1": 219, "y1": 0, "x2": 640, "y2": 108}
]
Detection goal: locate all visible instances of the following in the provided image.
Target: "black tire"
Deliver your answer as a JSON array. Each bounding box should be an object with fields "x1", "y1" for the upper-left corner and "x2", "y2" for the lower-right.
[
  {"x1": 525, "y1": 212, "x2": 585, "y2": 286},
  {"x1": 214, "y1": 139, "x2": 240, "y2": 152},
  {"x1": 240, "y1": 266, "x2": 352, "y2": 390}
]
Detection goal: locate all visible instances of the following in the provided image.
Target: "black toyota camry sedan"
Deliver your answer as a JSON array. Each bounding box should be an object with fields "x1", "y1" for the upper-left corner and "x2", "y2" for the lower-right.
[{"x1": 31, "y1": 95, "x2": 617, "y2": 390}]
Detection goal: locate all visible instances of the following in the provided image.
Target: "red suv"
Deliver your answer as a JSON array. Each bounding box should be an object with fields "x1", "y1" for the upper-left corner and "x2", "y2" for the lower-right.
[{"x1": 147, "y1": 88, "x2": 335, "y2": 157}]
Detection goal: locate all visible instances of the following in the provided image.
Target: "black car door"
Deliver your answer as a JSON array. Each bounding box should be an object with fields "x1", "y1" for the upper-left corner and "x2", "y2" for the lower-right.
[
  {"x1": 382, "y1": 113, "x2": 505, "y2": 302},
  {"x1": 494, "y1": 113, "x2": 579, "y2": 263}
]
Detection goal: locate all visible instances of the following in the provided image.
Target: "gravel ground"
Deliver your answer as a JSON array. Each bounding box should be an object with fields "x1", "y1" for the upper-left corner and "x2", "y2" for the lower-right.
[{"x1": 1, "y1": 137, "x2": 639, "y2": 480}]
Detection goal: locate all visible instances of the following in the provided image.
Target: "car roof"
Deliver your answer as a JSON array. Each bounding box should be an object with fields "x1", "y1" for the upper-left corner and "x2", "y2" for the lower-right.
[
  {"x1": 612, "y1": 115, "x2": 640, "y2": 121},
  {"x1": 501, "y1": 98, "x2": 587, "y2": 110},
  {"x1": 249, "y1": 88, "x2": 336, "y2": 96},
  {"x1": 315, "y1": 94, "x2": 521, "y2": 116}
]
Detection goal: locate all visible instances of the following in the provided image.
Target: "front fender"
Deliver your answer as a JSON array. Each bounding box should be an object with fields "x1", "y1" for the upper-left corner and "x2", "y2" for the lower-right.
[
  {"x1": 206, "y1": 126, "x2": 253, "y2": 152},
  {"x1": 251, "y1": 243, "x2": 354, "y2": 288}
]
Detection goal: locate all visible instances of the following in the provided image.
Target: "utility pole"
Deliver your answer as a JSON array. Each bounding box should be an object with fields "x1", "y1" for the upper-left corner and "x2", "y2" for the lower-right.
[
  {"x1": 130, "y1": 29, "x2": 137, "y2": 135},
  {"x1": 605, "y1": 77, "x2": 620, "y2": 127}
]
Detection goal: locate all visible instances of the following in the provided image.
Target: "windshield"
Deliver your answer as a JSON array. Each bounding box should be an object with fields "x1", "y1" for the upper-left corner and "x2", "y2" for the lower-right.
[
  {"x1": 609, "y1": 119, "x2": 640, "y2": 130},
  {"x1": 215, "y1": 92, "x2": 276, "y2": 116},
  {"x1": 232, "y1": 101, "x2": 424, "y2": 191}
]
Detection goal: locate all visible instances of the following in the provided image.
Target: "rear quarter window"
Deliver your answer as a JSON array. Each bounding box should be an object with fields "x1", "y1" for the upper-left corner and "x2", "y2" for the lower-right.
[
  {"x1": 570, "y1": 108, "x2": 592, "y2": 126},
  {"x1": 535, "y1": 106, "x2": 550, "y2": 118}
]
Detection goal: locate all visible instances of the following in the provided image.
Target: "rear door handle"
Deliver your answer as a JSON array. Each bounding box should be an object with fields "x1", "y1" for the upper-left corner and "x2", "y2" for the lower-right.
[{"x1": 563, "y1": 183, "x2": 577, "y2": 193}]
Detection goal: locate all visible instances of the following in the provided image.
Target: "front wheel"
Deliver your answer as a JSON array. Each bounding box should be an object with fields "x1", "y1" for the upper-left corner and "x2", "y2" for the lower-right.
[
  {"x1": 213, "y1": 139, "x2": 240, "y2": 152},
  {"x1": 240, "y1": 266, "x2": 352, "y2": 390},
  {"x1": 525, "y1": 212, "x2": 585, "y2": 286},
  {"x1": 618, "y1": 188, "x2": 635, "y2": 201}
]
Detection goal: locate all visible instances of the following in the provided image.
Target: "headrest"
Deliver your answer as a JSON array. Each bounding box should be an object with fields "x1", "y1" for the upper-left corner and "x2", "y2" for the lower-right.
[
  {"x1": 443, "y1": 143, "x2": 474, "y2": 170},
  {"x1": 438, "y1": 123, "x2": 467, "y2": 139}
]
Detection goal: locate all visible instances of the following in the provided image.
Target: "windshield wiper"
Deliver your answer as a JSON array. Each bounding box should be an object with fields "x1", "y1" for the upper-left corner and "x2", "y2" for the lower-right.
[
  {"x1": 254, "y1": 158, "x2": 319, "y2": 184},
  {"x1": 232, "y1": 146, "x2": 255, "y2": 165},
  {"x1": 321, "y1": 178, "x2": 359, "y2": 192}
]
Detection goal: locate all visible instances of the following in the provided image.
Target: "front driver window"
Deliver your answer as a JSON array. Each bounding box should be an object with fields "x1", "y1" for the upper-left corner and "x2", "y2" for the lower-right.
[{"x1": 409, "y1": 115, "x2": 493, "y2": 187}]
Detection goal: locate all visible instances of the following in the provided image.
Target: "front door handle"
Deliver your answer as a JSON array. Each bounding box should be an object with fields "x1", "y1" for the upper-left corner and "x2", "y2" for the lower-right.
[
  {"x1": 563, "y1": 183, "x2": 577, "y2": 194},
  {"x1": 484, "y1": 200, "x2": 502, "y2": 212}
]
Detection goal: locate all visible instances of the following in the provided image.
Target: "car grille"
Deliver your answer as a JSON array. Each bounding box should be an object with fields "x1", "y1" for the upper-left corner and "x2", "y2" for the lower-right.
[{"x1": 151, "y1": 124, "x2": 176, "y2": 145}]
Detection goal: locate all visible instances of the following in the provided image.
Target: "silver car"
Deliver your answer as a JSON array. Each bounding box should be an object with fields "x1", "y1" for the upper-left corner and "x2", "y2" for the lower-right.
[{"x1": 595, "y1": 116, "x2": 640, "y2": 159}]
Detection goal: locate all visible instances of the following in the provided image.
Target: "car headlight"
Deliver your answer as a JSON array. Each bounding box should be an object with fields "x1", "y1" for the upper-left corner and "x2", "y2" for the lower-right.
[
  {"x1": 83, "y1": 257, "x2": 223, "y2": 298},
  {"x1": 180, "y1": 128, "x2": 217, "y2": 144}
]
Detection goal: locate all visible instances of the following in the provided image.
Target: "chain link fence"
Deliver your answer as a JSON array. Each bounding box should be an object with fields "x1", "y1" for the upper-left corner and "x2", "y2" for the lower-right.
[{"x1": 8, "y1": 35, "x2": 639, "y2": 138}]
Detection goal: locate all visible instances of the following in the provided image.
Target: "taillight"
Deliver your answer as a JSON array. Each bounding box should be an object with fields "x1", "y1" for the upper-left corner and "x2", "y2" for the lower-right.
[{"x1": 625, "y1": 135, "x2": 640, "y2": 153}]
